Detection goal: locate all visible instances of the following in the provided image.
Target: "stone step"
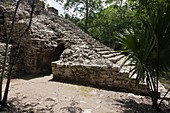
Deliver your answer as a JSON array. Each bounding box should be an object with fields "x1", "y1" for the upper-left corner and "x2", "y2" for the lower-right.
[
  {"x1": 129, "y1": 72, "x2": 137, "y2": 80},
  {"x1": 127, "y1": 67, "x2": 148, "y2": 86},
  {"x1": 108, "y1": 55, "x2": 124, "y2": 63},
  {"x1": 102, "y1": 53, "x2": 121, "y2": 58},
  {"x1": 92, "y1": 45, "x2": 105, "y2": 48},
  {"x1": 95, "y1": 48, "x2": 110, "y2": 52},
  {"x1": 98, "y1": 50, "x2": 118, "y2": 55},
  {"x1": 111, "y1": 64, "x2": 120, "y2": 72},
  {"x1": 116, "y1": 57, "x2": 126, "y2": 66},
  {"x1": 116, "y1": 57, "x2": 131, "y2": 67},
  {"x1": 119, "y1": 65, "x2": 131, "y2": 76},
  {"x1": 119, "y1": 69, "x2": 129, "y2": 78}
]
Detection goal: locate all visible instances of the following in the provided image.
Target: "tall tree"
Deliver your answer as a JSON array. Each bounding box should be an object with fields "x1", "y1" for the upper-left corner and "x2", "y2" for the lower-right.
[{"x1": 64, "y1": 0, "x2": 103, "y2": 33}]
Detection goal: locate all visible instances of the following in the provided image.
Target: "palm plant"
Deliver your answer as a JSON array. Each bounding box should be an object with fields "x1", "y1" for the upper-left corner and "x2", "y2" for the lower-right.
[{"x1": 116, "y1": 0, "x2": 170, "y2": 110}]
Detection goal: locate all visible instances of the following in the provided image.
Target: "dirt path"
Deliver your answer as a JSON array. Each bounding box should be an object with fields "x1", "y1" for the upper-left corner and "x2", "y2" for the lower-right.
[{"x1": 3, "y1": 75, "x2": 169, "y2": 113}]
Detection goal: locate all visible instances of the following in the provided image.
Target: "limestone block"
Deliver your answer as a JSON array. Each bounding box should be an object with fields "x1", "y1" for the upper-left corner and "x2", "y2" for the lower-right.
[
  {"x1": 106, "y1": 81, "x2": 114, "y2": 86},
  {"x1": 89, "y1": 79, "x2": 96, "y2": 85},
  {"x1": 100, "y1": 74, "x2": 109, "y2": 78},
  {"x1": 98, "y1": 82, "x2": 106, "y2": 86},
  {"x1": 121, "y1": 79, "x2": 129, "y2": 85},
  {"x1": 111, "y1": 64, "x2": 120, "y2": 71},
  {"x1": 105, "y1": 78, "x2": 114, "y2": 82},
  {"x1": 107, "y1": 84, "x2": 114, "y2": 87},
  {"x1": 113, "y1": 80, "x2": 122, "y2": 85},
  {"x1": 89, "y1": 74, "x2": 94, "y2": 79},
  {"x1": 95, "y1": 78, "x2": 105, "y2": 83}
]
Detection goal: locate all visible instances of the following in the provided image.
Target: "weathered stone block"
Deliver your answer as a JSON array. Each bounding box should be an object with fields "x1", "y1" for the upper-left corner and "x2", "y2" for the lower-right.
[
  {"x1": 98, "y1": 82, "x2": 106, "y2": 86},
  {"x1": 100, "y1": 74, "x2": 109, "y2": 78},
  {"x1": 63, "y1": 68, "x2": 72, "y2": 77}
]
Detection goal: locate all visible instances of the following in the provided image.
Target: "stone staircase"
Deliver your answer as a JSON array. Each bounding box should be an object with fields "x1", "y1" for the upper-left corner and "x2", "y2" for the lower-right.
[
  {"x1": 46, "y1": 12, "x2": 150, "y2": 95},
  {"x1": 95, "y1": 46, "x2": 170, "y2": 99}
]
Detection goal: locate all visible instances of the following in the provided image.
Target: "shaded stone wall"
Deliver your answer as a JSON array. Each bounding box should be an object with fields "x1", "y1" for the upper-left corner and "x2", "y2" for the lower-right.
[
  {"x1": 0, "y1": 5, "x2": 11, "y2": 76},
  {"x1": 0, "y1": 0, "x2": 55, "y2": 75},
  {"x1": 52, "y1": 62, "x2": 149, "y2": 95},
  {"x1": 0, "y1": 5, "x2": 6, "y2": 41}
]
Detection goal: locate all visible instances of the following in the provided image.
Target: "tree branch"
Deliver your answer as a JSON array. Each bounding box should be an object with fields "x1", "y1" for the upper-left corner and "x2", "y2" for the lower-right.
[
  {"x1": 0, "y1": 0, "x2": 21, "y2": 102},
  {"x1": 2, "y1": 0, "x2": 35, "y2": 105}
]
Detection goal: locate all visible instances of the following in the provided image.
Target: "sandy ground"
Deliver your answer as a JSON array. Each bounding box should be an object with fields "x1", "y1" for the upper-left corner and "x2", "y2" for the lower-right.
[{"x1": 1, "y1": 75, "x2": 169, "y2": 113}]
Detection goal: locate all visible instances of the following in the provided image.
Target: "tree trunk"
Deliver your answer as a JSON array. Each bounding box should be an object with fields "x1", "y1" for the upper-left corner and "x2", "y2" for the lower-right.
[
  {"x1": 1, "y1": 73, "x2": 11, "y2": 106},
  {"x1": 0, "y1": 0, "x2": 21, "y2": 104},
  {"x1": 147, "y1": 75, "x2": 160, "y2": 110},
  {"x1": 152, "y1": 92, "x2": 159, "y2": 109},
  {"x1": 2, "y1": 0, "x2": 35, "y2": 106},
  {"x1": 84, "y1": 0, "x2": 89, "y2": 33}
]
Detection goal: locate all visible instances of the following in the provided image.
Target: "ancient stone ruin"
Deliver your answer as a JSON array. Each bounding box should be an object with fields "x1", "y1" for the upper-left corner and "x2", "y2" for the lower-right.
[{"x1": 0, "y1": 0, "x2": 149, "y2": 95}]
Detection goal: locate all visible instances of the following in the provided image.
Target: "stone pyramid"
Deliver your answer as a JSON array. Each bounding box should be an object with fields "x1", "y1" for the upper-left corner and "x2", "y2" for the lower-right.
[{"x1": 0, "y1": 0, "x2": 149, "y2": 95}]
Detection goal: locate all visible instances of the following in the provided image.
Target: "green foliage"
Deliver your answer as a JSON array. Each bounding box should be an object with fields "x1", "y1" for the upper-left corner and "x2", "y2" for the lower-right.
[
  {"x1": 63, "y1": 0, "x2": 103, "y2": 32},
  {"x1": 117, "y1": 0, "x2": 170, "y2": 109},
  {"x1": 88, "y1": 3, "x2": 139, "y2": 49},
  {"x1": 117, "y1": 20, "x2": 157, "y2": 83},
  {"x1": 64, "y1": 0, "x2": 103, "y2": 15},
  {"x1": 65, "y1": 13, "x2": 84, "y2": 28}
]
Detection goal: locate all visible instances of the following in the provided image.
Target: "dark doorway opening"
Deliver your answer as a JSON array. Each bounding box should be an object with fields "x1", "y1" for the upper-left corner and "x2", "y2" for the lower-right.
[
  {"x1": 39, "y1": 43, "x2": 65, "y2": 74},
  {"x1": 51, "y1": 42, "x2": 65, "y2": 61}
]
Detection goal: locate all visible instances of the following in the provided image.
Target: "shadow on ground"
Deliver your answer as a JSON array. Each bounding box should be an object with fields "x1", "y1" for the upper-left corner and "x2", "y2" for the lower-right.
[
  {"x1": 13, "y1": 73, "x2": 51, "y2": 80},
  {"x1": 116, "y1": 99, "x2": 170, "y2": 113}
]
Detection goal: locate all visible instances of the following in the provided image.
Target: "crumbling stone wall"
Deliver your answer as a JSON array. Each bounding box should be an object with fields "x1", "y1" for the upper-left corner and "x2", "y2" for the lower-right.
[
  {"x1": 0, "y1": 0, "x2": 56, "y2": 75},
  {"x1": 52, "y1": 61, "x2": 149, "y2": 95}
]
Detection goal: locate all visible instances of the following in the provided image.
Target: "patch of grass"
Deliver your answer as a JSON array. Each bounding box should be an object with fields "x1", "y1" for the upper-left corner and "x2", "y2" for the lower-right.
[{"x1": 79, "y1": 86, "x2": 96, "y2": 97}]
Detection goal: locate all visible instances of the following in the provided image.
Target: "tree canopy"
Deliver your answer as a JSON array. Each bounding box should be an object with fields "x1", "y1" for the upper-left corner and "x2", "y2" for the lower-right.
[{"x1": 64, "y1": 0, "x2": 103, "y2": 33}]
